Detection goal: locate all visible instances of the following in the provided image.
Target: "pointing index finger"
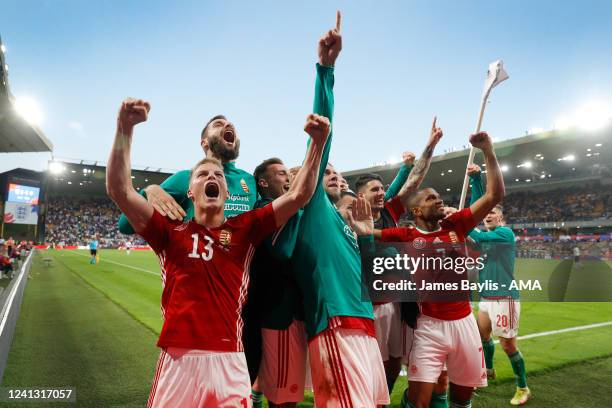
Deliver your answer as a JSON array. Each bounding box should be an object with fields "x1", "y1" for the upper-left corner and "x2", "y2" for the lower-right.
[
  {"x1": 432, "y1": 116, "x2": 437, "y2": 131},
  {"x1": 335, "y1": 10, "x2": 341, "y2": 33}
]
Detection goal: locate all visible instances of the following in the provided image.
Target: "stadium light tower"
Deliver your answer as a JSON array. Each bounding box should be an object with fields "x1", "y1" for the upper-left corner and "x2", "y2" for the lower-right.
[
  {"x1": 48, "y1": 161, "x2": 65, "y2": 174},
  {"x1": 574, "y1": 100, "x2": 612, "y2": 131}
]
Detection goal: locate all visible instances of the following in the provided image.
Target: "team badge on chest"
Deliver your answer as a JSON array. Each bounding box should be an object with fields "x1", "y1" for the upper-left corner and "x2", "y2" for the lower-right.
[
  {"x1": 219, "y1": 230, "x2": 232, "y2": 247},
  {"x1": 449, "y1": 231, "x2": 459, "y2": 243},
  {"x1": 240, "y1": 179, "x2": 250, "y2": 193}
]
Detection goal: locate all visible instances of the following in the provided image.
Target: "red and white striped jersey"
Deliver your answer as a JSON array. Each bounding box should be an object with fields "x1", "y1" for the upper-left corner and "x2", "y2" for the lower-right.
[{"x1": 139, "y1": 205, "x2": 276, "y2": 352}]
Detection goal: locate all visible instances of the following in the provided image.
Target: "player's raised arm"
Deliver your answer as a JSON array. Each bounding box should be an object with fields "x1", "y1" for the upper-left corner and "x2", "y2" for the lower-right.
[
  {"x1": 272, "y1": 114, "x2": 330, "y2": 226},
  {"x1": 106, "y1": 98, "x2": 154, "y2": 233},
  {"x1": 385, "y1": 151, "x2": 415, "y2": 201},
  {"x1": 469, "y1": 132, "x2": 505, "y2": 221},
  {"x1": 396, "y1": 117, "x2": 443, "y2": 209},
  {"x1": 318, "y1": 10, "x2": 342, "y2": 68},
  {"x1": 467, "y1": 164, "x2": 485, "y2": 206}
]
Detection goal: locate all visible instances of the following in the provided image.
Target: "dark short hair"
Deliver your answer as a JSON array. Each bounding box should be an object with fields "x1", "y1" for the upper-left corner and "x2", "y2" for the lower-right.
[
  {"x1": 253, "y1": 157, "x2": 284, "y2": 195},
  {"x1": 201, "y1": 115, "x2": 227, "y2": 139},
  {"x1": 355, "y1": 173, "x2": 383, "y2": 192}
]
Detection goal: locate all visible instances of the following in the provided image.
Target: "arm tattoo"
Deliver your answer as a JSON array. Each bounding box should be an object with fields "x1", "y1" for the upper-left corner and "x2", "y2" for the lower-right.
[{"x1": 398, "y1": 143, "x2": 435, "y2": 201}]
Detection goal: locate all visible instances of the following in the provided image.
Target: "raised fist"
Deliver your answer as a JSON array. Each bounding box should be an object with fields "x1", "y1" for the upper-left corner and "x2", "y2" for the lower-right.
[
  {"x1": 402, "y1": 151, "x2": 416, "y2": 166},
  {"x1": 304, "y1": 114, "x2": 331, "y2": 144},
  {"x1": 467, "y1": 164, "x2": 481, "y2": 176},
  {"x1": 429, "y1": 117, "x2": 443, "y2": 146},
  {"x1": 470, "y1": 131, "x2": 493, "y2": 150},
  {"x1": 318, "y1": 11, "x2": 342, "y2": 67},
  {"x1": 117, "y1": 98, "x2": 150, "y2": 133}
]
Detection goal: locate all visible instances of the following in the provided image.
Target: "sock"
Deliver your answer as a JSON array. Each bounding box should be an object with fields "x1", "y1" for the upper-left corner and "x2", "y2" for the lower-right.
[
  {"x1": 251, "y1": 390, "x2": 263, "y2": 408},
  {"x1": 509, "y1": 350, "x2": 527, "y2": 388},
  {"x1": 449, "y1": 399, "x2": 471, "y2": 408},
  {"x1": 482, "y1": 338, "x2": 495, "y2": 370},
  {"x1": 387, "y1": 375, "x2": 396, "y2": 397},
  {"x1": 430, "y1": 391, "x2": 448, "y2": 408},
  {"x1": 400, "y1": 390, "x2": 417, "y2": 408}
]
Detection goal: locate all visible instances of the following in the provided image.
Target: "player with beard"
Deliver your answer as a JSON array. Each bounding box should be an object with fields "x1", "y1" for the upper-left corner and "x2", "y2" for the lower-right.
[
  {"x1": 107, "y1": 97, "x2": 330, "y2": 408},
  {"x1": 323, "y1": 163, "x2": 343, "y2": 204},
  {"x1": 363, "y1": 130, "x2": 505, "y2": 408},
  {"x1": 466, "y1": 164, "x2": 529, "y2": 406},
  {"x1": 118, "y1": 113, "x2": 256, "y2": 234},
  {"x1": 247, "y1": 157, "x2": 309, "y2": 407}
]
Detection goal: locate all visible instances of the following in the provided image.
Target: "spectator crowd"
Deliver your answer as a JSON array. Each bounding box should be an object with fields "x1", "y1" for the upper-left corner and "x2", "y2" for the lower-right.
[
  {"x1": 44, "y1": 197, "x2": 145, "y2": 248},
  {"x1": 41, "y1": 183, "x2": 609, "y2": 248},
  {"x1": 441, "y1": 183, "x2": 611, "y2": 224},
  {"x1": 502, "y1": 185, "x2": 611, "y2": 223}
]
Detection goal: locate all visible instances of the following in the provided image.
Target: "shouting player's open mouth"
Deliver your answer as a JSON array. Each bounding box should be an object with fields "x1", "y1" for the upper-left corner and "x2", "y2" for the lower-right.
[
  {"x1": 204, "y1": 181, "x2": 220, "y2": 199},
  {"x1": 222, "y1": 127, "x2": 236, "y2": 144},
  {"x1": 283, "y1": 183, "x2": 290, "y2": 192}
]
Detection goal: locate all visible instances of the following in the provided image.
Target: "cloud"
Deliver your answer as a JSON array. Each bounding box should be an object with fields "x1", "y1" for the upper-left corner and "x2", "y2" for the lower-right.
[{"x1": 68, "y1": 121, "x2": 84, "y2": 132}]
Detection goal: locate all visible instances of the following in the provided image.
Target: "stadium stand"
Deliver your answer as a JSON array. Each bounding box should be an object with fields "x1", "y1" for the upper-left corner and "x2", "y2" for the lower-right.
[
  {"x1": 1, "y1": 125, "x2": 610, "y2": 249},
  {"x1": 44, "y1": 197, "x2": 146, "y2": 248}
]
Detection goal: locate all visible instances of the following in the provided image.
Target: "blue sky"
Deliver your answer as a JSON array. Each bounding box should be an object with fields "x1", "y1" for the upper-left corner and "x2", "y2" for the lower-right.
[{"x1": 1, "y1": 0, "x2": 612, "y2": 175}]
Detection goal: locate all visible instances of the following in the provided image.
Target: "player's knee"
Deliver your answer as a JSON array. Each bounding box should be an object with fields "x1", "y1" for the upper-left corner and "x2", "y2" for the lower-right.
[{"x1": 499, "y1": 338, "x2": 517, "y2": 355}]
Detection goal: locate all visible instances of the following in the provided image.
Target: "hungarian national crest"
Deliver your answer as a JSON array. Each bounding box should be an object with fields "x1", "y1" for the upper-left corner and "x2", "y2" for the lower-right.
[
  {"x1": 240, "y1": 178, "x2": 250, "y2": 193},
  {"x1": 219, "y1": 230, "x2": 232, "y2": 247}
]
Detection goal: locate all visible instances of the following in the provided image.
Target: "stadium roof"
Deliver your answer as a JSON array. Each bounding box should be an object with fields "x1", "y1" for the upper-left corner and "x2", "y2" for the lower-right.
[
  {"x1": 45, "y1": 159, "x2": 174, "y2": 197},
  {"x1": 344, "y1": 126, "x2": 611, "y2": 197},
  {"x1": 11, "y1": 125, "x2": 610, "y2": 200},
  {"x1": 0, "y1": 35, "x2": 53, "y2": 153}
]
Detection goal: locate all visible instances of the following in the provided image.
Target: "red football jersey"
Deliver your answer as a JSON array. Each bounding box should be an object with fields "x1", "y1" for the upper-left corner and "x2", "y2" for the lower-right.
[
  {"x1": 385, "y1": 196, "x2": 405, "y2": 224},
  {"x1": 139, "y1": 204, "x2": 276, "y2": 352},
  {"x1": 380, "y1": 208, "x2": 478, "y2": 320}
]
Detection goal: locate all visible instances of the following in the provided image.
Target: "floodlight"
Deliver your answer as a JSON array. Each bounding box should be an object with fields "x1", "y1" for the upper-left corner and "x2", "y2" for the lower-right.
[
  {"x1": 14, "y1": 96, "x2": 44, "y2": 125},
  {"x1": 49, "y1": 162, "x2": 65, "y2": 174}
]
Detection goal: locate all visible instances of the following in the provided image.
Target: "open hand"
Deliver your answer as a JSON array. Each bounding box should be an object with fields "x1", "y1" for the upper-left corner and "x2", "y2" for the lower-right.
[
  {"x1": 348, "y1": 195, "x2": 374, "y2": 236},
  {"x1": 146, "y1": 185, "x2": 186, "y2": 221}
]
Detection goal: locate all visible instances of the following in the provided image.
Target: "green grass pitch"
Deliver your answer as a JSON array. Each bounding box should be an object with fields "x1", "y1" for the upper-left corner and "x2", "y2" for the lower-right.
[{"x1": 1, "y1": 249, "x2": 611, "y2": 407}]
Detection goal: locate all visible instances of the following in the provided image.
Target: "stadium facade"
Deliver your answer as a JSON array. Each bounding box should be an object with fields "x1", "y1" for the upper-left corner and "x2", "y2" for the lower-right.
[{"x1": 0, "y1": 127, "x2": 610, "y2": 245}]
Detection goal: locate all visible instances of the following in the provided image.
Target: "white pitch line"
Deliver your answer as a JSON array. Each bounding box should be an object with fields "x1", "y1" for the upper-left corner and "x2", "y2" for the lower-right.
[
  {"x1": 64, "y1": 250, "x2": 159, "y2": 277},
  {"x1": 496, "y1": 320, "x2": 612, "y2": 344},
  {"x1": 61, "y1": 251, "x2": 612, "y2": 340}
]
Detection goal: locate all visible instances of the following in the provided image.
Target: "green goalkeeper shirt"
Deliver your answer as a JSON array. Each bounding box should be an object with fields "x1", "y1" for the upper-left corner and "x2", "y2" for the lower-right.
[
  {"x1": 289, "y1": 63, "x2": 374, "y2": 339},
  {"x1": 468, "y1": 172, "x2": 519, "y2": 299},
  {"x1": 249, "y1": 198, "x2": 304, "y2": 330},
  {"x1": 118, "y1": 161, "x2": 257, "y2": 234}
]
